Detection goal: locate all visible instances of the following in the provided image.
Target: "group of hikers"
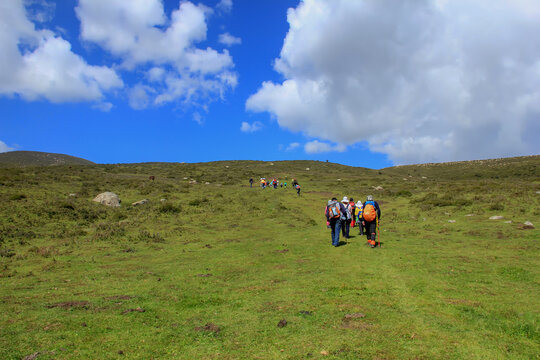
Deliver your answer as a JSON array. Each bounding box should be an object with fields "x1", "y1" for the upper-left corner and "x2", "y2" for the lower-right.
[
  {"x1": 325, "y1": 195, "x2": 381, "y2": 248},
  {"x1": 249, "y1": 177, "x2": 301, "y2": 195}
]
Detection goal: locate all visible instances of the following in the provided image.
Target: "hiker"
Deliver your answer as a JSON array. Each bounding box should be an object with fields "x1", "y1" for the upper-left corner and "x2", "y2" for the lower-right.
[
  {"x1": 291, "y1": 178, "x2": 298, "y2": 188},
  {"x1": 273, "y1": 178, "x2": 278, "y2": 189},
  {"x1": 260, "y1": 178, "x2": 266, "y2": 189},
  {"x1": 341, "y1": 197, "x2": 352, "y2": 238},
  {"x1": 325, "y1": 198, "x2": 348, "y2": 247},
  {"x1": 349, "y1": 197, "x2": 356, "y2": 229},
  {"x1": 356, "y1": 200, "x2": 364, "y2": 235},
  {"x1": 283, "y1": 182, "x2": 287, "y2": 188},
  {"x1": 362, "y1": 195, "x2": 381, "y2": 247},
  {"x1": 295, "y1": 183, "x2": 301, "y2": 196},
  {"x1": 249, "y1": 178, "x2": 253, "y2": 188}
]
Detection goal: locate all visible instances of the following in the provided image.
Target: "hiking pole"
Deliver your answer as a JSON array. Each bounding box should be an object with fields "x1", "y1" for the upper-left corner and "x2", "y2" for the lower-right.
[{"x1": 377, "y1": 217, "x2": 381, "y2": 247}]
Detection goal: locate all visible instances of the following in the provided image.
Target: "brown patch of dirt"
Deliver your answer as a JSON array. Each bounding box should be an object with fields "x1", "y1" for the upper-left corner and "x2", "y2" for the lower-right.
[
  {"x1": 274, "y1": 264, "x2": 286, "y2": 269},
  {"x1": 47, "y1": 301, "x2": 89, "y2": 310},
  {"x1": 296, "y1": 259, "x2": 308, "y2": 263},
  {"x1": 197, "y1": 273, "x2": 213, "y2": 277},
  {"x1": 203, "y1": 244, "x2": 213, "y2": 248},
  {"x1": 194, "y1": 323, "x2": 221, "y2": 333},
  {"x1": 446, "y1": 298, "x2": 480, "y2": 307},
  {"x1": 496, "y1": 231, "x2": 505, "y2": 239},
  {"x1": 343, "y1": 313, "x2": 366, "y2": 319},
  {"x1": 121, "y1": 307, "x2": 145, "y2": 314},
  {"x1": 104, "y1": 295, "x2": 133, "y2": 301},
  {"x1": 518, "y1": 225, "x2": 535, "y2": 230},
  {"x1": 223, "y1": 238, "x2": 241, "y2": 243},
  {"x1": 23, "y1": 352, "x2": 40, "y2": 360},
  {"x1": 277, "y1": 319, "x2": 288, "y2": 328},
  {"x1": 275, "y1": 249, "x2": 289, "y2": 254},
  {"x1": 43, "y1": 322, "x2": 62, "y2": 331}
]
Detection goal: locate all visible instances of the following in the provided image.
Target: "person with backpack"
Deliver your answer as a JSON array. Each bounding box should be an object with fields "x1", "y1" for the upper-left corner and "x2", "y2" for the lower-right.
[
  {"x1": 249, "y1": 178, "x2": 253, "y2": 188},
  {"x1": 355, "y1": 200, "x2": 364, "y2": 236},
  {"x1": 362, "y1": 195, "x2": 381, "y2": 247},
  {"x1": 349, "y1": 197, "x2": 356, "y2": 229},
  {"x1": 295, "y1": 183, "x2": 301, "y2": 196},
  {"x1": 325, "y1": 198, "x2": 348, "y2": 247},
  {"x1": 341, "y1": 197, "x2": 352, "y2": 239}
]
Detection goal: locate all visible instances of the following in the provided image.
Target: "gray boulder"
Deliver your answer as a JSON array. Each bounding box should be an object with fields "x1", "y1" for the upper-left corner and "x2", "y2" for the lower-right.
[
  {"x1": 489, "y1": 215, "x2": 504, "y2": 220},
  {"x1": 93, "y1": 192, "x2": 121, "y2": 207}
]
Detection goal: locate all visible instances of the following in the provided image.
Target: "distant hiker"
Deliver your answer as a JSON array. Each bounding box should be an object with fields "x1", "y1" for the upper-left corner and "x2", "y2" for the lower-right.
[
  {"x1": 149, "y1": 175, "x2": 155, "y2": 181},
  {"x1": 292, "y1": 178, "x2": 298, "y2": 188},
  {"x1": 260, "y1": 178, "x2": 266, "y2": 189},
  {"x1": 362, "y1": 195, "x2": 381, "y2": 248},
  {"x1": 273, "y1": 178, "x2": 278, "y2": 189},
  {"x1": 341, "y1": 197, "x2": 352, "y2": 239},
  {"x1": 280, "y1": 182, "x2": 283, "y2": 188},
  {"x1": 295, "y1": 183, "x2": 301, "y2": 196},
  {"x1": 356, "y1": 200, "x2": 364, "y2": 236},
  {"x1": 325, "y1": 198, "x2": 348, "y2": 247},
  {"x1": 284, "y1": 182, "x2": 287, "y2": 188},
  {"x1": 249, "y1": 178, "x2": 253, "y2": 188}
]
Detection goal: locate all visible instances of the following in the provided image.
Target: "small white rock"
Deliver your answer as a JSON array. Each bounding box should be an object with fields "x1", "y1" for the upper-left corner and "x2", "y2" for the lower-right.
[
  {"x1": 421, "y1": 176, "x2": 427, "y2": 179},
  {"x1": 305, "y1": 168, "x2": 310, "y2": 171},
  {"x1": 465, "y1": 214, "x2": 475, "y2": 217},
  {"x1": 448, "y1": 220, "x2": 456, "y2": 223},
  {"x1": 524, "y1": 221, "x2": 534, "y2": 226},
  {"x1": 489, "y1": 216, "x2": 504, "y2": 220},
  {"x1": 504, "y1": 220, "x2": 512, "y2": 224},
  {"x1": 205, "y1": 182, "x2": 210, "y2": 185},
  {"x1": 403, "y1": 178, "x2": 408, "y2": 181}
]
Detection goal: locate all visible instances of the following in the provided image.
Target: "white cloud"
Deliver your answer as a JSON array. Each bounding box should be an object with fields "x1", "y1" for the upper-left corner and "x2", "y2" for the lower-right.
[
  {"x1": 217, "y1": 0, "x2": 233, "y2": 13},
  {"x1": 76, "y1": 0, "x2": 237, "y2": 109},
  {"x1": 240, "y1": 121, "x2": 263, "y2": 133},
  {"x1": 128, "y1": 84, "x2": 154, "y2": 110},
  {"x1": 286, "y1": 142, "x2": 300, "y2": 151},
  {"x1": 305, "y1": 140, "x2": 346, "y2": 154},
  {"x1": 219, "y1": 32, "x2": 241, "y2": 46},
  {"x1": 0, "y1": 140, "x2": 15, "y2": 153},
  {"x1": 0, "y1": 0, "x2": 123, "y2": 103},
  {"x1": 247, "y1": 0, "x2": 540, "y2": 164}
]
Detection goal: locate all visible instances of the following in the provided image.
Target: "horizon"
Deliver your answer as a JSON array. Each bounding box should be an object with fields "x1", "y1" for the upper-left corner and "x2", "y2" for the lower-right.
[
  {"x1": 2, "y1": 149, "x2": 538, "y2": 170},
  {"x1": 1, "y1": 0, "x2": 539, "y2": 168}
]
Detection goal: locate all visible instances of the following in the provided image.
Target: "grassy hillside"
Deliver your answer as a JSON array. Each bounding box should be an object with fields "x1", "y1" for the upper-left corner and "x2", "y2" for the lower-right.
[
  {"x1": 0, "y1": 157, "x2": 538, "y2": 359},
  {"x1": 0, "y1": 151, "x2": 95, "y2": 167}
]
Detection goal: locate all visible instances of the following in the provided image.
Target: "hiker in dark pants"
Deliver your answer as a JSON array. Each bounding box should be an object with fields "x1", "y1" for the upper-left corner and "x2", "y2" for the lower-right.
[
  {"x1": 325, "y1": 198, "x2": 347, "y2": 247},
  {"x1": 295, "y1": 184, "x2": 301, "y2": 196},
  {"x1": 341, "y1": 196, "x2": 352, "y2": 239},
  {"x1": 249, "y1": 178, "x2": 253, "y2": 188},
  {"x1": 362, "y1": 195, "x2": 381, "y2": 247}
]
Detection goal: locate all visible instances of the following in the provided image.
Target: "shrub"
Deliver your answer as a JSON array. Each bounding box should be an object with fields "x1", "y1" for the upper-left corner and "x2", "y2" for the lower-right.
[
  {"x1": 159, "y1": 203, "x2": 182, "y2": 214},
  {"x1": 136, "y1": 230, "x2": 165, "y2": 243}
]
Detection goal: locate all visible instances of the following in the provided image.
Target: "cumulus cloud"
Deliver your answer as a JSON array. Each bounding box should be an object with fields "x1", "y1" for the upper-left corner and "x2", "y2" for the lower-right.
[
  {"x1": 219, "y1": 32, "x2": 241, "y2": 46},
  {"x1": 247, "y1": 0, "x2": 540, "y2": 164},
  {"x1": 0, "y1": 140, "x2": 15, "y2": 153},
  {"x1": 0, "y1": 0, "x2": 123, "y2": 103},
  {"x1": 240, "y1": 121, "x2": 263, "y2": 133},
  {"x1": 76, "y1": 0, "x2": 237, "y2": 109},
  {"x1": 304, "y1": 140, "x2": 346, "y2": 154}
]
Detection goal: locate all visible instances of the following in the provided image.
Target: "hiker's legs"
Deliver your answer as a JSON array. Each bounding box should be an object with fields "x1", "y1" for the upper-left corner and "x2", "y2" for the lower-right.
[
  {"x1": 359, "y1": 220, "x2": 364, "y2": 235},
  {"x1": 332, "y1": 219, "x2": 341, "y2": 246},
  {"x1": 346, "y1": 219, "x2": 351, "y2": 238},
  {"x1": 365, "y1": 221, "x2": 375, "y2": 241}
]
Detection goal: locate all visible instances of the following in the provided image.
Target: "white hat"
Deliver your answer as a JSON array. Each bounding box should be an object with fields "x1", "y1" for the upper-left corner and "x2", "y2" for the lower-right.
[
  {"x1": 356, "y1": 201, "x2": 363, "y2": 207},
  {"x1": 342, "y1": 196, "x2": 349, "y2": 203}
]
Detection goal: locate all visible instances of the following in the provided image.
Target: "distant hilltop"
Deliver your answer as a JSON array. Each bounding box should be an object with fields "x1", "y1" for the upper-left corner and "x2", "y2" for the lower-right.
[{"x1": 0, "y1": 151, "x2": 95, "y2": 167}]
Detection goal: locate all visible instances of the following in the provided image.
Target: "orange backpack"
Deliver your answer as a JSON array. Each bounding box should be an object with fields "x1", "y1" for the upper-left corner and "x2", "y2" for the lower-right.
[{"x1": 363, "y1": 202, "x2": 377, "y2": 222}]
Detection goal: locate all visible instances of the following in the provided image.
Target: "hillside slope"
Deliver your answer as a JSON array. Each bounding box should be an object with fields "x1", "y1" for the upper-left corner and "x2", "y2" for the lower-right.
[{"x1": 0, "y1": 151, "x2": 95, "y2": 167}]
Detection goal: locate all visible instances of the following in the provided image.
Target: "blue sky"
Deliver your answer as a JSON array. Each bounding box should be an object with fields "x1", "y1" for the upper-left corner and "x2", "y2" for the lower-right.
[{"x1": 1, "y1": 0, "x2": 539, "y2": 168}]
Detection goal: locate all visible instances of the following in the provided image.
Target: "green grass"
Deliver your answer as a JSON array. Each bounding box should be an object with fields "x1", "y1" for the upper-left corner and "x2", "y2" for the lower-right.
[{"x1": 1, "y1": 158, "x2": 539, "y2": 359}]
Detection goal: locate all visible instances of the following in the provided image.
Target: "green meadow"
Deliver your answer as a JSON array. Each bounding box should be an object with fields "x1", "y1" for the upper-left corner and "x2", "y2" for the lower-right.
[{"x1": 1, "y1": 157, "x2": 539, "y2": 359}]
